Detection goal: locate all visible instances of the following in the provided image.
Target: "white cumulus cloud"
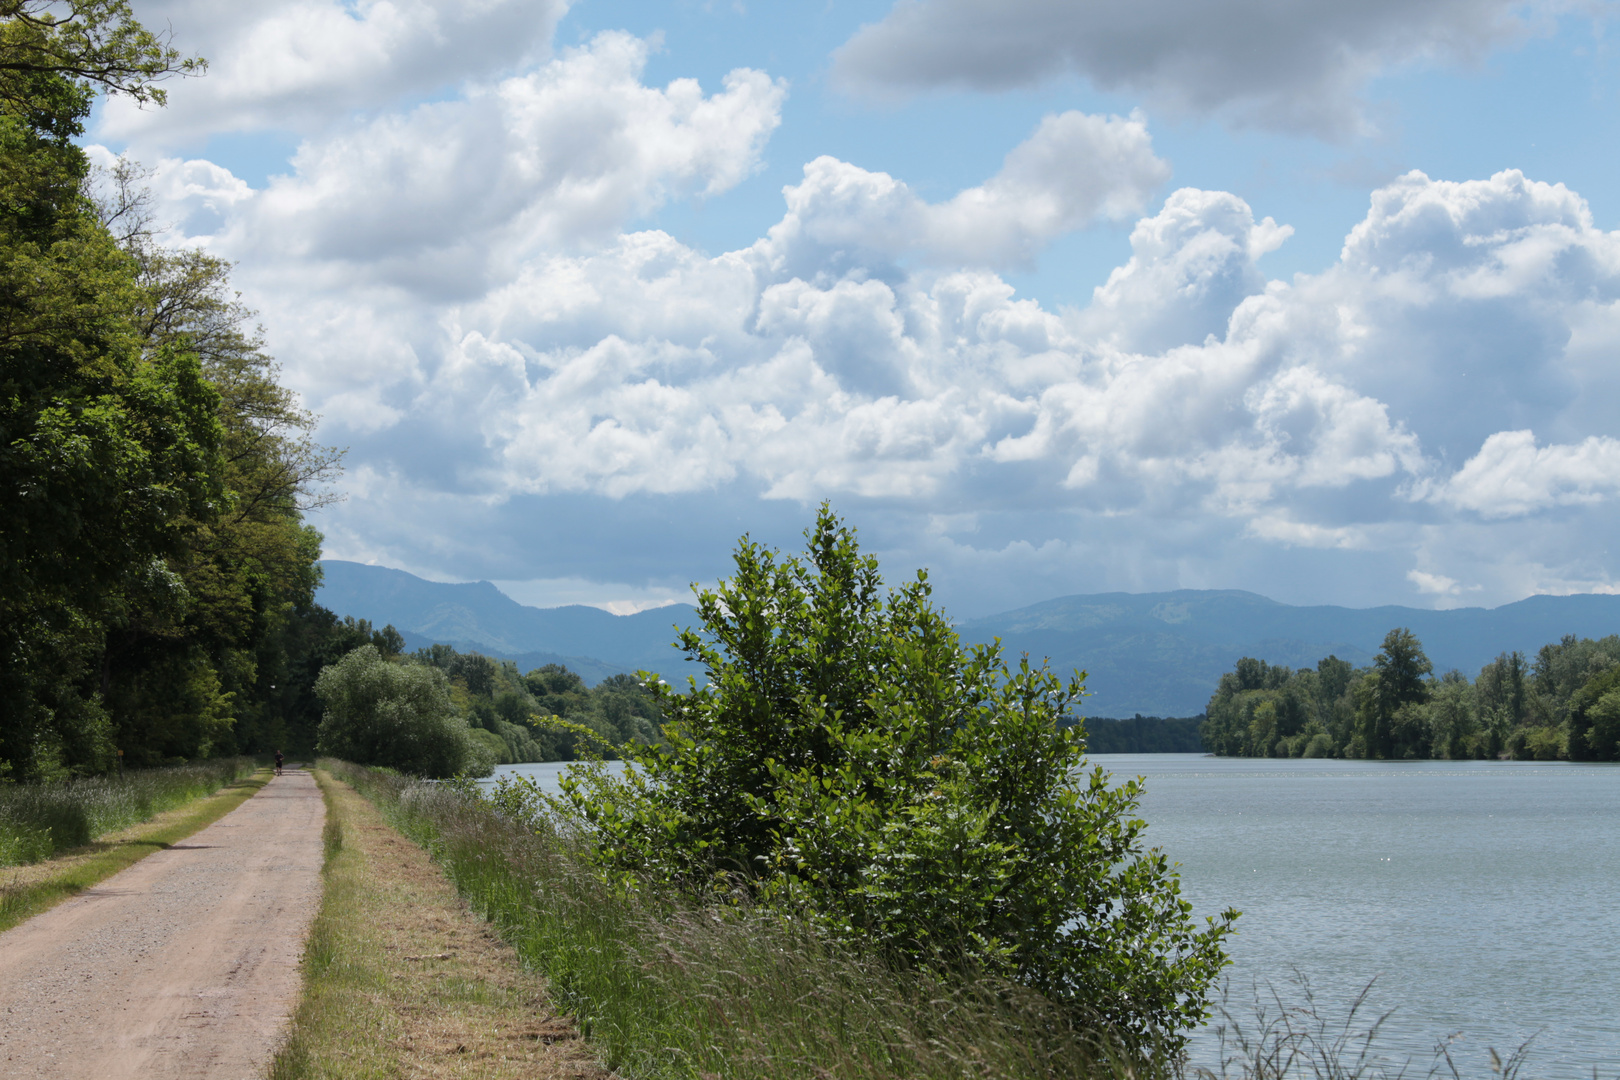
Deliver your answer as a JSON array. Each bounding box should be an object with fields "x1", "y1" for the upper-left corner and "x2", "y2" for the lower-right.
[
  {"x1": 159, "y1": 33, "x2": 784, "y2": 301},
  {"x1": 757, "y1": 110, "x2": 1168, "y2": 274},
  {"x1": 1430, "y1": 431, "x2": 1620, "y2": 517},
  {"x1": 111, "y1": 19, "x2": 1620, "y2": 611},
  {"x1": 111, "y1": 0, "x2": 570, "y2": 144}
]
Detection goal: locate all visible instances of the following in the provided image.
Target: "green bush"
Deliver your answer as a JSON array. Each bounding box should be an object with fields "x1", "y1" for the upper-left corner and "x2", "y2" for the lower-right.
[
  {"x1": 1519, "y1": 725, "x2": 1565, "y2": 761},
  {"x1": 1585, "y1": 690, "x2": 1620, "y2": 760},
  {"x1": 1569, "y1": 667, "x2": 1620, "y2": 760},
  {"x1": 334, "y1": 759, "x2": 1144, "y2": 1080},
  {"x1": 465, "y1": 726, "x2": 507, "y2": 770},
  {"x1": 1302, "y1": 732, "x2": 1335, "y2": 758},
  {"x1": 314, "y1": 646, "x2": 487, "y2": 778},
  {"x1": 553, "y1": 506, "x2": 1235, "y2": 1050}
]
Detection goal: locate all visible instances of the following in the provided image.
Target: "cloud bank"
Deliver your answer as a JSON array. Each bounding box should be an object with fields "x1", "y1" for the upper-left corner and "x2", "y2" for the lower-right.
[
  {"x1": 109, "y1": 0, "x2": 572, "y2": 143},
  {"x1": 99, "y1": 11, "x2": 1620, "y2": 614}
]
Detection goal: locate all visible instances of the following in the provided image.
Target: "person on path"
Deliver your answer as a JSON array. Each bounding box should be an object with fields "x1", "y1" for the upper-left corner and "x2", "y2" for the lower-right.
[{"x1": 274, "y1": 750, "x2": 284, "y2": 776}]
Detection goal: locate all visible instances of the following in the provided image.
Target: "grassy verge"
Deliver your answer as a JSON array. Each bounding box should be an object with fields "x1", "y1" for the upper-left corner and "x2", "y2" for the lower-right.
[
  {"x1": 327, "y1": 759, "x2": 1129, "y2": 1080},
  {"x1": 269, "y1": 767, "x2": 607, "y2": 1080},
  {"x1": 0, "y1": 765, "x2": 269, "y2": 934},
  {"x1": 0, "y1": 757, "x2": 259, "y2": 865}
]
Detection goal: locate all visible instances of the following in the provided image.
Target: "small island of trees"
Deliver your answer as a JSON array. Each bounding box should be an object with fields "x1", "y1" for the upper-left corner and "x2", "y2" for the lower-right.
[{"x1": 1202, "y1": 627, "x2": 1620, "y2": 760}]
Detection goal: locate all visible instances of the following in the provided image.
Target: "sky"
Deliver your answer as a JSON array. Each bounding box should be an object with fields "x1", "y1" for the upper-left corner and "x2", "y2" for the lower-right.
[{"x1": 92, "y1": 0, "x2": 1620, "y2": 619}]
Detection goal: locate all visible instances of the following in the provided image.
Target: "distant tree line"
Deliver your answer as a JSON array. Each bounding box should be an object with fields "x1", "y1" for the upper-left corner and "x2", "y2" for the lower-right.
[
  {"x1": 310, "y1": 638, "x2": 664, "y2": 777},
  {"x1": 1070, "y1": 715, "x2": 1205, "y2": 753},
  {"x1": 412, "y1": 643, "x2": 662, "y2": 765},
  {"x1": 1201, "y1": 628, "x2": 1620, "y2": 761}
]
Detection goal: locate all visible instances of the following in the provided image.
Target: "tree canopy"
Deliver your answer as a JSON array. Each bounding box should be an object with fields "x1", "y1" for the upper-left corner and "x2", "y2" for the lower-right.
[
  {"x1": 0, "y1": 5, "x2": 339, "y2": 780},
  {"x1": 1202, "y1": 628, "x2": 1620, "y2": 761},
  {"x1": 0, "y1": 1, "x2": 203, "y2": 108}
]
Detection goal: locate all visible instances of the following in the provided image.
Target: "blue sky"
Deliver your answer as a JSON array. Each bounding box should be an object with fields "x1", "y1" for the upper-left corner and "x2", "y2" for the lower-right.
[{"x1": 96, "y1": 0, "x2": 1620, "y2": 617}]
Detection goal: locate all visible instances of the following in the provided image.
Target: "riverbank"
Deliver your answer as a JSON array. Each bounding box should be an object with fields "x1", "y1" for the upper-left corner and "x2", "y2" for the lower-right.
[{"x1": 324, "y1": 759, "x2": 1139, "y2": 1080}]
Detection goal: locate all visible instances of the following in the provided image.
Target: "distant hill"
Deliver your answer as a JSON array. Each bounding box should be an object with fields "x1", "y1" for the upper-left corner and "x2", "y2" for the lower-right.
[
  {"x1": 315, "y1": 561, "x2": 1620, "y2": 715},
  {"x1": 316, "y1": 561, "x2": 704, "y2": 684},
  {"x1": 961, "y1": 589, "x2": 1620, "y2": 716}
]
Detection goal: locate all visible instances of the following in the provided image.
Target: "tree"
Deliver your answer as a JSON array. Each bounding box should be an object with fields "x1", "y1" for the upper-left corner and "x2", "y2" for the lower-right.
[
  {"x1": 78, "y1": 160, "x2": 343, "y2": 765},
  {"x1": 1568, "y1": 666, "x2": 1620, "y2": 761},
  {"x1": 313, "y1": 645, "x2": 485, "y2": 778},
  {"x1": 0, "y1": 27, "x2": 220, "y2": 778},
  {"x1": 0, "y1": 4, "x2": 341, "y2": 779},
  {"x1": 0, "y1": 0, "x2": 203, "y2": 108},
  {"x1": 554, "y1": 506, "x2": 1235, "y2": 1048},
  {"x1": 1359, "y1": 628, "x2": 1431, "y2": 758}
]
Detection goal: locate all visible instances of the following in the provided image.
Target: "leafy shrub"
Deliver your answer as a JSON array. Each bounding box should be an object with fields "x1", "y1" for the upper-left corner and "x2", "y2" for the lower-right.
[
  {"x1": 1518, "y1": 725, "x2": 1566, "y2": 761},
  {"x1": 1584, "y1": 690, "x2": 1620, "y2": 760},
  {"x1": 465, "y1": 726, "x2": 507, "y2": 770},
  {"x1": 1569, "y1": 667, "x2": 1620, "y2": 760},
  {"x1": 314, "y1": 646, "x2": 487, "y2": 778},
  {"x1": 554, "y1": 506, "x2": 1236, "y2": 1050},
  {"x1": 335, "y1": 758, "x2": 1145, "y2": 1080},
  {"x1": 1302, "y1": 732, "x2": 1335, "y2": 758}
]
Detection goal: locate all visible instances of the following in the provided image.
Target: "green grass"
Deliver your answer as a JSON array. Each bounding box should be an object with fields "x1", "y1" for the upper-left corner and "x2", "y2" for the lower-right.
[
  {"x1": 327, "y1": 759, "x2": 1138, "y2": 1080},
  {"x1": 0, "y1": 765, "x2": 268, "y2": 933},
  {"x1": 270, "y1": 768, "x2": 608, "y2": 1080},
  {"x1": 268, "y1": 767, "x2": 402, "y2": 1079},
  {"x1": 0, "y1": 758, "x2": 259, "y2": 866}
]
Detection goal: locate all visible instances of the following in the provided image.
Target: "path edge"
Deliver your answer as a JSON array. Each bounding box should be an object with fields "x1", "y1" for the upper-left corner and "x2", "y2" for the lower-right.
[{"x1": 0, "y1": 767, "x2": 272, "y2": 934}]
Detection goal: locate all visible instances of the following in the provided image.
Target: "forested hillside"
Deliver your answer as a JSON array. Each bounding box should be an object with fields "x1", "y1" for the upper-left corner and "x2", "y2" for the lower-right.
[
  {"x1": 1202, "y1": 629, "x2": 1620, "y2": 760},
  {"x1": 0, "y1": 2, "x2": 353, "y2": 780}
]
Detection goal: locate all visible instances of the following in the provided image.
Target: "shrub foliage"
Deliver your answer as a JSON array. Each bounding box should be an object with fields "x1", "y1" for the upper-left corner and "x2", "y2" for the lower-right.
[
  {"x1": 313, "y1": 645, "x2": 484, "y2": 778},
  {"x1": 553, "y1": 506, "x2": 1235, "y2": 1047}
]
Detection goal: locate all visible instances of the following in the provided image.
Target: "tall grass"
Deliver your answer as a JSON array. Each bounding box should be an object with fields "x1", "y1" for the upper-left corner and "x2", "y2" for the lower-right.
[
  {"x1": 1190, "y1": 974, "x2": 1590, "y2": 1080},
  {"x1": 0, "y1": 758, "x2": 257, "y2": 866},
  {"x1": 325, "y1": 759, "x2": 1146, "y2": 1080}
]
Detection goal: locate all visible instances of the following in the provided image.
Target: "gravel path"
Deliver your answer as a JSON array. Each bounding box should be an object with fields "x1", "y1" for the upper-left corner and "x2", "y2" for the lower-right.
[{"x1": 0, "y1": 768, "x2": 325, "y2": 1079}]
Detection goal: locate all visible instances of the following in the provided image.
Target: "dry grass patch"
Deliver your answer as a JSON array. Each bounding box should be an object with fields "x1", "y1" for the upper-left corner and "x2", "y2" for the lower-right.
[
  {"x1": 272, "y1": 769, "x2": 610, "y2": 1080},
  {"x1": 0, "y1": 767, "x2": 270, "y2": 933}
]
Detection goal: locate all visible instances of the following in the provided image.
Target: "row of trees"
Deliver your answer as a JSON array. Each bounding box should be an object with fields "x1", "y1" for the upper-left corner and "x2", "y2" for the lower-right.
[
  {"x1": 411, "y1": 643, "x2": 662, "y2": 764},
  {"x1": 311, "y1": 639, "x2": 665, "y2": 777},
  {"x1": 0, "y1": 2, "x2": 346, "y2": 781},
  {"x1": 1201, "y1": 629, "x2": 1620, "y2": 760},
  {"x1": 1075, "y1": 714, "x2": 1204, "y2": 753}
]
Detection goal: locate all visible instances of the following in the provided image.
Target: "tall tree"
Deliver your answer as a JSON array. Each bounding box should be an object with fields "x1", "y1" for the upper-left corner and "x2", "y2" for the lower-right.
[
  {"x1": 1359, "y1": 628, "x2": 1432, "y2": 758},
  {"x1": 0, "y1": 14, "x2": 214, "y2": 779},
  {"x1": 0, "y1": 0, "x2": 202, "y2": 107},
  {"x1": 1, "y1": 5, "x2": 342, "y2": 777},
  {"x1": 92, "y1": 162, "x2": 341, "y2": 763}
]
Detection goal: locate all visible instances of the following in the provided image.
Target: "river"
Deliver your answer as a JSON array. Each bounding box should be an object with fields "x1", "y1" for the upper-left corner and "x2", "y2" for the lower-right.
[{"x1": 486, "y1": 755, "x2": 1620, "y2": 1076}]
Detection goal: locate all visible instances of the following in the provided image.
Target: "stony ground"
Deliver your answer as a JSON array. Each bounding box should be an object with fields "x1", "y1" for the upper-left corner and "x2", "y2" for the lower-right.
[{"x1": 0, "y1": 768, "x2": 324, "y2": 1080}]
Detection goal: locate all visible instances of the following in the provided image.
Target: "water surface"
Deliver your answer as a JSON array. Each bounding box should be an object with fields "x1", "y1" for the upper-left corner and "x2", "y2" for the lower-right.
[
  {"x1": 490, "y1": 755, "x2": 1620, "y2": 1075},
  {"x1": 1099, "y1": 754, "x2": 1620, "y2": 1076}
]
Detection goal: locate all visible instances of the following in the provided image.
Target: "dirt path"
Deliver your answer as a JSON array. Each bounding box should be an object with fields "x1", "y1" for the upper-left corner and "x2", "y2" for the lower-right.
[{"x1": 0, "y1": 768, "x2": 325, "y2": 1080}]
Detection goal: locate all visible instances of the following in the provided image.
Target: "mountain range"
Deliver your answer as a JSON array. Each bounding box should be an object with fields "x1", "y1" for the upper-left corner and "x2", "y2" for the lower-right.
[{"x1": 315, "y1": 561, "x2": 1620, "y2": 717}]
